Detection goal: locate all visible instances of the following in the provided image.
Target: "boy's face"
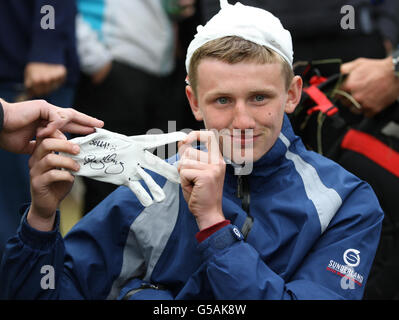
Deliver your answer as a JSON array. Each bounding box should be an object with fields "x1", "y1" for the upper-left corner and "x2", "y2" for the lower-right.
[{"x1": 186, "y1": 58, "x2": 302, "y2": 163}]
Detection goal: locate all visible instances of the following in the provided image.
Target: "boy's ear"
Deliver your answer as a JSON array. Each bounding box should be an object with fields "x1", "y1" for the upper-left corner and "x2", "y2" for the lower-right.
[
  {"x1": 284, "y1": 75, "x2": 303, "y2": 114},
  {"x1": 185, "y1": 84, "x2": 203, "y2": 121}
]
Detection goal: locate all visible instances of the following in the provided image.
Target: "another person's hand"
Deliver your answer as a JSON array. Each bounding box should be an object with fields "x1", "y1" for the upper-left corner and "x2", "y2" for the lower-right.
[
  {"x1": 24, "y1": 62, "x2": 67, "y2": 97},
  {"x1": 0, "y1": 98, "x2": 104, "y2": 154},
  {"x1": 178, "y1": 130, "x2": 226, "y2": 231},
  {"x1": 340, "y1": 57, "x2": 399, "y2": 117},
  {"x1": 27, "y1": 131, "x2": 81, "y2": 231}
]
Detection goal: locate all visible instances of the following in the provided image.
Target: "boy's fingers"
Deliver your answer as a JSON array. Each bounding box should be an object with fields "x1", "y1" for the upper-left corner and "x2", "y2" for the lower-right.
[
  {"x1": 36, "y1": 169, "x2": 75, "y2": 187},
  {"x1": 33, "y1": 138, "x2": 80, "y2": 161},
  {"x1": 182, "y1": 130, "x2": 222, "y2": 165},
  {"x1": 31, "y1": 153, "x2": 80, "y2": 177},
  {"x1": 178, "y1": 158, "x2": 208, "y2": 171}
]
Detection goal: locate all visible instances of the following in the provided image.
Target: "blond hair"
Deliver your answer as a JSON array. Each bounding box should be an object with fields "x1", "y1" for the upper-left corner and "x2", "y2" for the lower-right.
[{"x1": 188, "y1": 36, "x2": 294, "y2": 95}]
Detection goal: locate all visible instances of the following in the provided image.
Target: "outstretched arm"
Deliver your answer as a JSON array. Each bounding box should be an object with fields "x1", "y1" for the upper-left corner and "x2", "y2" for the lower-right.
[{"x1": 0, "y1": 98, "x2": 104, "y2": 154}]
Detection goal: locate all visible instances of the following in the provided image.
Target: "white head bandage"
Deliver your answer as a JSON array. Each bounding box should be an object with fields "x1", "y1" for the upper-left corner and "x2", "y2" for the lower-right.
[{"x1": 185, "y1": 0, "x2": 293, "y2": 74}]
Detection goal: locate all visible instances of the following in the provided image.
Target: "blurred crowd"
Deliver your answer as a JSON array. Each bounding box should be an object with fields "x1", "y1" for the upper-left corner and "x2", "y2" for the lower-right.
[{"x1": 0, "y1": 0, "x2": 398, "y2": 299}]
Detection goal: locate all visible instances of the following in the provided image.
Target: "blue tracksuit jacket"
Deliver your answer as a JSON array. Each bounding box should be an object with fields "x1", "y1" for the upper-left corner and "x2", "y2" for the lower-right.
[{"x1": 0, "y1": 115, "x2": 383, "y2": 299}]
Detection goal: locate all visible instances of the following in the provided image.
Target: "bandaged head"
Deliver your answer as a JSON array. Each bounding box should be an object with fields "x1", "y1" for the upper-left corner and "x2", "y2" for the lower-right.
[{"x1": 185, "y1": 0, "x2": 293, "y2": 75}]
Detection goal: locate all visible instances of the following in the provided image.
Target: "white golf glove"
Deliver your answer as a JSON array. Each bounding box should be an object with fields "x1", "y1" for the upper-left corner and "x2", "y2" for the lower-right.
[{"x1": 61, "y1": 128, "x2": 187, "y2": 207}]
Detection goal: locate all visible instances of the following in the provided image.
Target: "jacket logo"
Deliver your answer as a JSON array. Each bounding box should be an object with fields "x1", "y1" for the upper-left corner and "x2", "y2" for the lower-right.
[
  {"x1": 343, "y1": 248, "x2": 360, "y2": 267},
  {"x1": 326, "y1": 248, "x2": 363, "y2": 289}
]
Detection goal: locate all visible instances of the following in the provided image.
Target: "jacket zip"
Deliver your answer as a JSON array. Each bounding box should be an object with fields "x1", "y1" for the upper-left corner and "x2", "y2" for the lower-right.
[
  {"x1": 122, "y1": 283, "x2": 166, "y2": 300},
  {"x1": 236, "y1": 175, "x2": 253, "y2": 240}
]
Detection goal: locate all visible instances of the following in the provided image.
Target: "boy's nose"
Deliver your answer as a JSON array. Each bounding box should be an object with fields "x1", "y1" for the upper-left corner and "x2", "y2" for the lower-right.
[{"x1": 231, "y1": 102, "x2": 256, "y2": 130}]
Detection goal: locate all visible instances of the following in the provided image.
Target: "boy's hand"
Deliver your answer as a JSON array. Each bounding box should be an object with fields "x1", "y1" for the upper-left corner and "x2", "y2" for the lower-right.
[
  {"x1": 178, "y1": 130, "x2": 226, "y2": 231},
  {"x1": 27, "y1": 131, "x2": 80, "y2": 231}
]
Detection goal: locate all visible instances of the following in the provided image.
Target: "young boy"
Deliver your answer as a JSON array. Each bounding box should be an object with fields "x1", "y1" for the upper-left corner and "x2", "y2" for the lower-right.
[{"x1": 0, "y1": 1, "x2": 383, "y2": 300}]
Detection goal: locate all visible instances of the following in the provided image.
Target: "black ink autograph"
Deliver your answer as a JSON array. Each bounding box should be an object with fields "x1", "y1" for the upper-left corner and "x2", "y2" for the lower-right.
[
  {"x1": 89, "y1": 139, "x2": 117, "y2": 151},
  {"x1": 83, "y1": 153, "x2": 124, "y2": 174}
]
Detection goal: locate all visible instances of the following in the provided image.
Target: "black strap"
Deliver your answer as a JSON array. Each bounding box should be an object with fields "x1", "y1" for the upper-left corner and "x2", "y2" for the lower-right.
[
  {"x1": 241, "y1": 216, "x2": 254, "y2": 240},
  {"x1": 236, "y1": 175, "x2": 253, "y2": 240}
]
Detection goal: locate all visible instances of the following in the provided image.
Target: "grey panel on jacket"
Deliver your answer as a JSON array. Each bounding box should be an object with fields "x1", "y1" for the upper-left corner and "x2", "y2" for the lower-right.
[{"x1": 106, "y1": 180, "x2": 180, "y2": 299}]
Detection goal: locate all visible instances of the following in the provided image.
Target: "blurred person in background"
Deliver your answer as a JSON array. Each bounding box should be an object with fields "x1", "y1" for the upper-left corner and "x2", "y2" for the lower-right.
[
  {"x1": 0, "y1": 0, "x2": 79, "y2": 263},
  {"x1": 74, "y1": 0, "x2": 198, "y2": 213},
  {"x1": 201, "y1": 0, "x2": 398, "y2": 64}
]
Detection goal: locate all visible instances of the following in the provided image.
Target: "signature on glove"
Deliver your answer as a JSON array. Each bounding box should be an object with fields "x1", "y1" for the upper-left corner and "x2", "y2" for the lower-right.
[
  {"x1": 83, "y1": 153, "x2": 125, "y2": 174},
  {"x1": 61, "y1": 128, "x2": 188, "y2": 207}
]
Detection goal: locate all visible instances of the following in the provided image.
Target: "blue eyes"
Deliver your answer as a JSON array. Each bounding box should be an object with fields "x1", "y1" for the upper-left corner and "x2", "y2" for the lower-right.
[
  {"x1": 216, "y1": 95, "x2": 266, "y2": 105},
  {"x1": 254, "y1": 95, "x2": 265, "y2": 102},
  {"x1": 217, "y1": 97, "x2": 229, "y2": 104}
]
